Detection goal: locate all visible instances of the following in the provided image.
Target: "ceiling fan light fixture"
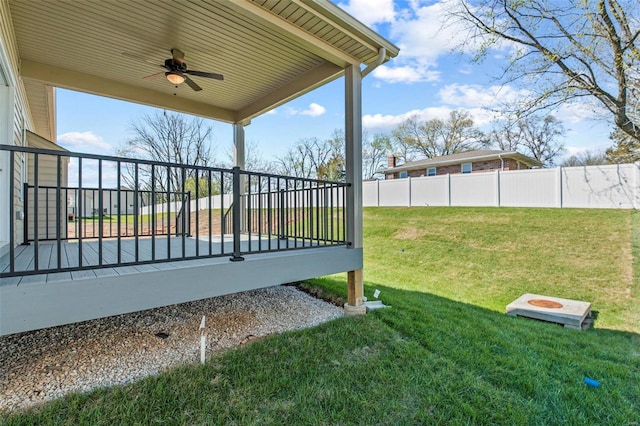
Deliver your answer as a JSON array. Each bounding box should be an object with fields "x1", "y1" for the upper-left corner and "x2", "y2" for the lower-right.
[{"x1": 166, "y1": 72, "x2": 185, "y2": 85}]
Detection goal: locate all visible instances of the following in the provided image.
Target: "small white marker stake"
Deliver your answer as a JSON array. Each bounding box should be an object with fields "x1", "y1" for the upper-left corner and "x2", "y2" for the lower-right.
[
  {"x1": 199, "y1": 315, "x2": 206, "y2": 365},
  {"x1": 373, "y1": 289, "x2": 381, "y2": 299}
]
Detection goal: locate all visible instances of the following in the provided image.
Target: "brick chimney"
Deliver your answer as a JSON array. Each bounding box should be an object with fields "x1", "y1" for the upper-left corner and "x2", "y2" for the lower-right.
[{"x1": 387, "y1": 155, "x2": 397, "y2": 168}]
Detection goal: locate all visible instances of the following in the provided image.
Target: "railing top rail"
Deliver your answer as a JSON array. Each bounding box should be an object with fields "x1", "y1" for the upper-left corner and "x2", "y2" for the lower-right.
[
  {"x1": 239, "y1": 168, "x2": 349, "y2": 186},
  {"x1": 0, "y1": 144, "x2": 347, "y2": 187},
  {"x1": 0, "y1": 144, "x2": 232, "y2": 174}
]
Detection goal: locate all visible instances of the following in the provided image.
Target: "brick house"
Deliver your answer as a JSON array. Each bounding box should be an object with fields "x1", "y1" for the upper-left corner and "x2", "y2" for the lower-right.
[{"x1": 383, "y1": 150, "x2": 542, "y2": 179}]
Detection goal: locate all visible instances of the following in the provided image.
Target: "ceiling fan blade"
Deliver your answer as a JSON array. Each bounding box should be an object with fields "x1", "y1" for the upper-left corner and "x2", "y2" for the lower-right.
[
  {"x1": 171, "y1": 48, "x2": 185, "y2": 63},
  {"x1": 184, "y1": 75, "x2": 203, "y2": 91},
  {"x1": 122, "y1": 52, "x2": 164, "y2": 67},
  {"x1": 143, "y1": 72, "x2": 166, "y2": 80},
  {"x1": 185, "y1": 70, "x2": 224, "y2": 81}
]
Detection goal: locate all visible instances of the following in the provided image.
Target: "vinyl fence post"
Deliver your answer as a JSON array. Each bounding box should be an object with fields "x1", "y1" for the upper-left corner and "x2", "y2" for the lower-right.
[
  {"x1": 496, "y1": 170, "x2": 501, "y2": 207},
  {"x1": 635, "y1": 162, "x2": 640, "y2": 210},
  {"x1": 557, "y1": 166, "x2": 563, "y2": 208}
]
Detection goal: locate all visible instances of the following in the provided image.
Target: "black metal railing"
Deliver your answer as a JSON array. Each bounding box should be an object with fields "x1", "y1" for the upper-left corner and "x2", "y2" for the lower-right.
[
  {"x1": 23, "y1": 185, "x2": 191, "y2": 241},
  {"x1": 0, "y1": 145, "x2": 349, "y2": 277}
]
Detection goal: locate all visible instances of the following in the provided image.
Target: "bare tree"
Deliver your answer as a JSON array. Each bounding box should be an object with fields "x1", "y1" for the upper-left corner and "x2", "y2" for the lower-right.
[
  {"x1": 489, "y1": 115, "x2": 566, "y2": 167},
  {"x1": 517, "y1": 116, "x2": 566, "y2": 167},
  {"x1": 391, "y1": 110, "x2": 486, "y2": 159},
  {"x1": 561, "y1": 150, "x2": 608, "y2": 167},
  {"x1": 275, "y1": 134, "x2": 344, "y2": 181},
  {"x1": 117, "y1": 111, "x2": 216, "y2": 198},
  {"x1": 363, "y1": 133, "x2": 392, "y2": 179},
  {"x1": 222, "y1": 139, "x2": 277, "y2": 174},
  {"x1": 449, "y1": 0, "x2": 640, "y2": 141}
]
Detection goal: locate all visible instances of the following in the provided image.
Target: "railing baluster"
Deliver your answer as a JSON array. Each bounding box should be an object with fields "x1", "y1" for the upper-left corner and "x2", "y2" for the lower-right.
[
  {"x1": 166, "y1": 165, "x2": 171, "y2": 259},
  {"x1": 8, "y1": 151, "x2": 15, "y2": 273},
  {"x1": 247, "y1": 176, "x2": 252, "y2": 252},
  {"x1": 46, "y1": 189, "x2": 50, "y2": 240},
  {"x1": 33, "y1": 155, "x2": 39, "y2": 270},
  {"x1": 98, "y1": 159, "x2": 103, "y2": 266},
  {"x1": 22, "y1": 182, "x2": 29, "y2": 247},
  {"x1": 267, "y1": 177, "x2": 272, "y2": 251},
  {"x1": 181, "y1": 166, "x2": 186, "y2": 259},
  {"x1": 78, "y1": 158, "x2": 83, "y2": 268},
  {"x1": 151, "y1": 165, "x2": 156, "y2": 261},
  {"x1": 195, "y1": 169, "x2": 199, "y2": 257},
  {"x1": 258, "y1": 176, "x2": 262, "y2": 251},
  {"x1": 220, "y1": 170, "x2": 225, "y2": 255},
  {"x1": 230, "y1": 166, "x2": 244, "y2": 261},
  {"x1": 56, "y1": 155, "x2": 62, "y2": 270},
  {"x1": 208, "y1": 169, "x2": 212, "y2": 256},
  {"x1": 134, "y1": 163, "x2": 139, "y2": 263},
  {"x1": 117, "y1": 161, "x2": 122, "y2": 265}
]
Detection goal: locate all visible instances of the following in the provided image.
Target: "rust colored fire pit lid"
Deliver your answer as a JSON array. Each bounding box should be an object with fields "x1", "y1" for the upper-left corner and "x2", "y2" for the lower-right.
[
  {"x1": 506, "y1": 293, "x2": 592, "y2": 330},
  {"x1": 528, "y1": 299, "x2": 563, "y2": 309}
]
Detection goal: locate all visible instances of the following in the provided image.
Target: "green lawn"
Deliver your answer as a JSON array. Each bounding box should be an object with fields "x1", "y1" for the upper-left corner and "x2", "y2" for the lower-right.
[{"x1": 4, "y1": 207, "x2": 639, "y2": 425}]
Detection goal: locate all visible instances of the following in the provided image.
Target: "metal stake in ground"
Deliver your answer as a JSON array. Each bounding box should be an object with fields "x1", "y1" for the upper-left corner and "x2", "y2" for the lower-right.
[{"x1": 199, "y1": 316, "x2": 206, "y2": 365}]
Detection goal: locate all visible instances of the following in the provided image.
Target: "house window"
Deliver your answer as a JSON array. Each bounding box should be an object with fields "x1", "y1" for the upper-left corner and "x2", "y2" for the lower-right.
[
  {"x1": 461, "y1": 163, "x2": 472, "y2": 174},
  {"x1": 427, "y1": 167, "x2": 436, "y2": 176},
  {"x1": 399, "y1": 171, "x2": 408, "y2": 179}
]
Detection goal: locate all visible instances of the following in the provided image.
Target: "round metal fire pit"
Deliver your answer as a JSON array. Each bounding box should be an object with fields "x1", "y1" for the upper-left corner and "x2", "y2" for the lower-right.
[{"x1": 528, "y1": 299, "x2": 563, "y2": 309}]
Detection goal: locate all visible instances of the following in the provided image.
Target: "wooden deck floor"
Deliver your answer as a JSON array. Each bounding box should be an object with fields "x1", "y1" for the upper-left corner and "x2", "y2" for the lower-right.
[{"x1": 0, "y1": 235, "x2": 325, "y2": 285}]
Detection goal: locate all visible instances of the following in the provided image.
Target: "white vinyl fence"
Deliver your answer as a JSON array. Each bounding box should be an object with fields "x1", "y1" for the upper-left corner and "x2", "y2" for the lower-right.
[
  {"x1": 364, "y1": 163, "x2": 640, "y2": 209},
  {"x1": 140, "y1": 194, "x2": 233, "y2": 215},
  {"x1": 140, "y1": 188, "x2": 345, "y2": 215}
]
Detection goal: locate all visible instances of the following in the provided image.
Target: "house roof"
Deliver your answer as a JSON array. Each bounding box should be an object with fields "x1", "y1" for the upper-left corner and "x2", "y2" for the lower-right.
[
  {"x1": 384, "y1": 150, "x2": 542, "y2": 173},
  {"x1": 5, "y1": 0, "x2": 399, "y2": 141}
]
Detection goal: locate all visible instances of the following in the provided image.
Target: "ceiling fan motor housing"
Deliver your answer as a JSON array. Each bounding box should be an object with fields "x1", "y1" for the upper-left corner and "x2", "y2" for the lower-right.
[{"x1": 164, "y1": 58, "x2": 187, "y2": 73}]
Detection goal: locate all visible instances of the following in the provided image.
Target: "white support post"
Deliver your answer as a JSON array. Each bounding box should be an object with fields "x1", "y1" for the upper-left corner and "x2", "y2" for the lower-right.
[
  {"x1": 344, "y1": 64, "x2": 365, "y2": 314},
  {"x1": 233, "y1": 123, "x2": 247, "y2": 232}
]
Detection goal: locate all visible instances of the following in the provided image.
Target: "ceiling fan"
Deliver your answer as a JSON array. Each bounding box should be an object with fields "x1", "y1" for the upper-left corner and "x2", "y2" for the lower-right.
[{"x1": 123, "y1": 48, "x2": 224, "y2": 91}]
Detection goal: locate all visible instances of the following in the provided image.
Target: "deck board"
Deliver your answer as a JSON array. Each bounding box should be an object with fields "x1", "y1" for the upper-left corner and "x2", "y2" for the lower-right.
[{"x1": 1, "y1": 235, "x2": 334, "y2": 286}]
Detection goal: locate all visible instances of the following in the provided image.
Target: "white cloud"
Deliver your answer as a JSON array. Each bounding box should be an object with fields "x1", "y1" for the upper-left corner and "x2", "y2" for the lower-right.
[
  {"x1": 368, "y1": 1, "x2": 473, "y2": 84},
  {"x1": 349, "y1": 1, "x2": 512, "y2": 85},
  {"x1": 265, "y1": 109, "x2": 277, "y2": 115},
  {"x1": 338, "y1": 0, "x2": 395, "y2": 27},
  {"x1": 57, "y1": 131, "x2": 112, "y2": 154},
  {"x1": 438, "y1": 84, "x2": 529, "y2": 109},
  {"x1": 66, "y1": 157, "x2": 119, "y2": 188},
  {"x1": 553, "y1": 101, "x2": 606, "y2": 124},
  {"x1": 363, "y1": 105, "x2": 497, "y2": 131},
  {"x1": 372, "y1": 65, "x2": 440, "y2": 84},
  {"x1": 288, "y1": 103, "x2": 326, "y2": 117}
]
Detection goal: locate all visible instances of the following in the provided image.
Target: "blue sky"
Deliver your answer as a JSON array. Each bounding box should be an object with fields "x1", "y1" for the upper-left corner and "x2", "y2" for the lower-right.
[{"x1": 57, "y1": 0, "x2": 614, "y2": 164}]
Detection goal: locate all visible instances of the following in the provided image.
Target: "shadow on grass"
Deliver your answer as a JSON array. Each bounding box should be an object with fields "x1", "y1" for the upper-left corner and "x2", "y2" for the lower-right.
[{"x1": 4, "y1": 278, "x2": 639, "y2": 425}]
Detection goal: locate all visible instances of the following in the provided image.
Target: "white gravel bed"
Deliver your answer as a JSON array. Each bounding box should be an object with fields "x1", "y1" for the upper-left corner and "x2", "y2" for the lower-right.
[{"x1": 0, "y1": 285, "x2": 343, "y2": 413}]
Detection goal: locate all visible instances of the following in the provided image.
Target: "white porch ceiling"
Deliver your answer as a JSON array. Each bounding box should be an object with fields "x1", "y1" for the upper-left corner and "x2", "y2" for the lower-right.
[{"x1": 7, "y1": 0, "x2": 398, "y2": 140}]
